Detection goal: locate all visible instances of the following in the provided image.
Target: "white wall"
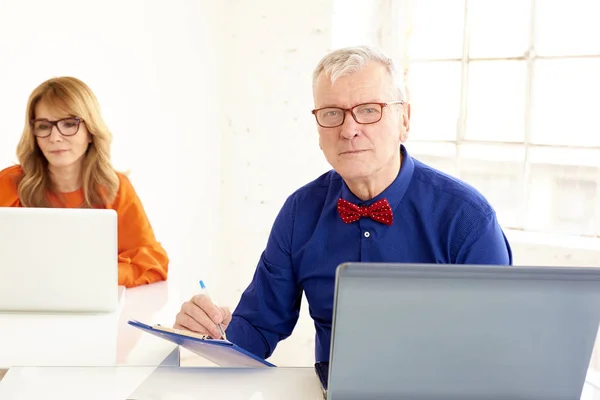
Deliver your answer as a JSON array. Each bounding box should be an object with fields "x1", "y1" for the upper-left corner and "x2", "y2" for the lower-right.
[
  {"x1": 0, "y1": 0, "x2": 334, "y2": 366},
  {"x1": 214, "y1": 0, "x2": 600, "y2": 367},
  {"x1": 217, "y1": 1, "x2": 332, "y2": 304},
  {"x1": 2, "y1": 0, "x2": 599, "y2": 368},
  {"x1": 0, "y1": 0, "x2": 224, "y2": 303},
  {"x1": 214, "y1": 0, "x2": 334, "y2": 366}
]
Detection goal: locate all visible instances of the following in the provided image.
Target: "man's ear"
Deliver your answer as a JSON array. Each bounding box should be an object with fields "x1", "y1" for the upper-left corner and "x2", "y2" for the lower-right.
[{"x1": 400, "y1": 103, "x2": 410, "y2": 142}]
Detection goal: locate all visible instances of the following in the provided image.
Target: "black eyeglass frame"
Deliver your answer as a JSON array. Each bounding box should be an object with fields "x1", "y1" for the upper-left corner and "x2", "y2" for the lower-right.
[{"x1": 30, "y1": 117, "x2": 83, "y2": 138}]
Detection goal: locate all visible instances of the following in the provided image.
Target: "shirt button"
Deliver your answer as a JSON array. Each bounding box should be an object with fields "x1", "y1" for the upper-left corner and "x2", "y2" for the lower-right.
[{"x1": 364, "y1": 231, "x2": 370, "y2": 238}]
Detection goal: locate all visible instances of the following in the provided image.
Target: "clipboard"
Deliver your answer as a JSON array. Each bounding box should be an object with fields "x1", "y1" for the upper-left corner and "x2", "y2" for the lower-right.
[
  {"x1": 314, "y1": 361, "x2": 328, "y2": 399},
  {"x1": 127, "y1": 320, "x2": 275, "y2": 367}
]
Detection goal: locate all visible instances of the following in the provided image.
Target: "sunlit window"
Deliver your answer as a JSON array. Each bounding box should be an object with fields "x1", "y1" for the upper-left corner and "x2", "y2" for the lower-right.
[{"x1": 402, "y1": 0, "x2": 600, "y2": 238}]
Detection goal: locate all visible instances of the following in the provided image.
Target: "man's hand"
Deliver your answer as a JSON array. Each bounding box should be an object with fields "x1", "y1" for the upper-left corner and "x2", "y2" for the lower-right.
[{"x1": 174, "y1": 294, "x2": 232, "y2": 339}]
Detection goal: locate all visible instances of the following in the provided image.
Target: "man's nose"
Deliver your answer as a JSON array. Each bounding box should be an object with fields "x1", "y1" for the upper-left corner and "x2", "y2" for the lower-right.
[{"x1": 339, "y1": 110, "x2": 361, "y2": 139}]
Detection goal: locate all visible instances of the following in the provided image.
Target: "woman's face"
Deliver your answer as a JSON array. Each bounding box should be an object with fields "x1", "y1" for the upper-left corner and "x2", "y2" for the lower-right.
[{"x1": 33, "y1": 101, "x2": 91, "y2": 171}]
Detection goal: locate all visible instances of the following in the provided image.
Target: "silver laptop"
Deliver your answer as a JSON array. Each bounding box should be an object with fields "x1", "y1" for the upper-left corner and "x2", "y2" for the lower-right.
[
  {"x1": 326, "y1": 262, "x2": 600, "y2": 400},
  {"x1": 0, "y1": 207, "x2": 119, "y2": 313}
]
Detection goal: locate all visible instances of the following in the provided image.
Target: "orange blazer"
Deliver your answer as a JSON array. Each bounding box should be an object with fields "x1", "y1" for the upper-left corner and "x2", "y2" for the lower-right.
[{"x1": 0, "y1": 165, "x2": 169, "y2": 288}]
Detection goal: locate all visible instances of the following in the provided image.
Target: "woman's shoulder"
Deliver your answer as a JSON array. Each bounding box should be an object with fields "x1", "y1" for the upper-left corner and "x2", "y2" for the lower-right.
[
  {"x1": 0, "y1": 165, "x2": 23, "y2": 206},
  {"x1": 0, "y1": 164, "x2": 23, "y2": 186},
  {"x1": 115, "y1": 170, "x2": 134, "y2": 191},
  {"x1": 107, "y1": 170, "x2": 138, "y2": 207},
  {"x1": 0, "y1": 164, "x2": 24, "y2": 178}
]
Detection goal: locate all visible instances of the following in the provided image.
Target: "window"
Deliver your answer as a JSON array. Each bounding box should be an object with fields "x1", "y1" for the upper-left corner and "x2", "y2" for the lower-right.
[{"x1": 399, "y1": 0, "x2": 600, "y2": 238}]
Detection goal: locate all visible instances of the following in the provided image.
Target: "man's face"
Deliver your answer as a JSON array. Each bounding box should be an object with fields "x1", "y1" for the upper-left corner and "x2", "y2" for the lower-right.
[{"x1": 313, "y1": 62, "x2": 409, "y2": 183}]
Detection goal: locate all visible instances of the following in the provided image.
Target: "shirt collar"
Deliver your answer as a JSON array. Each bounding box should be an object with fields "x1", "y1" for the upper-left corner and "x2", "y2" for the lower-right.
[{"x1": 339, "y1": 144, "x2": 415, "y2": 211}]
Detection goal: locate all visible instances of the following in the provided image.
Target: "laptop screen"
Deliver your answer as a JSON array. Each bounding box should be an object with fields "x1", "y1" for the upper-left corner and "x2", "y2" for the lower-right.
[{"x1": 327, "y1": 263, "x2": 600, "y2": 400}]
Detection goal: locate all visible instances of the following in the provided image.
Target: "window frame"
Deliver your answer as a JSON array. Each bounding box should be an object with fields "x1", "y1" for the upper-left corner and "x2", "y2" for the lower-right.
[{"x1": 389, "y1": 0, "x2": 600, "y2": 238}]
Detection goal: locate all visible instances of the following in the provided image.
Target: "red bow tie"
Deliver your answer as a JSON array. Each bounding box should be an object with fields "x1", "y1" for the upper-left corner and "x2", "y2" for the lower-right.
[{"x1": 337, "y1": 198, "x2": 393, "y2": 226}]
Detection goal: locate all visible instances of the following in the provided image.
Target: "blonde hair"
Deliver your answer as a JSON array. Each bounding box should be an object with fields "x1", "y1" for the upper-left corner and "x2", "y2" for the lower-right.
[
  {"x1": 312, "y1": 45, "x2": 408, "y2": 101},
  {"x1": 16, "y1": 76, "x2": 119, "y2": 208}
]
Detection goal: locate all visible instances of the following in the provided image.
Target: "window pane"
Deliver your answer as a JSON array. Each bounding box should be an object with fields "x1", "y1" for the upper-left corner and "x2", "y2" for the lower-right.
[
  {"x1": 408, "y1": 142, "x2": 458, "y2": 175},
  {"x1": 468, "y1": 0, "x2": 531, "y2": 58},
  {"x1": 458, "y1": 165, "x2": 524, "y2": 228},
  {"x1": 459, "y1": 142, "x2": 525, "y2": 162},
  {"x1": 458, "y1": 143, "x2": 525, "y2": 228},
  {"x1": 407, "y1": 0, "x2": 465, "y2": 60},
  {"x1": 525, "y1": 163, "x2": 600, "y2": 236},
  {"x1": 413, "y1": 155, "x2": 458, "y2": 177},
  {"x1": 408, "y1": 141, "x2": 457, "y2": 158},
  {"x1": 407, "y1": 61, "x2": 462, "y2": 141},
  {"x1": 535, "y1": 1, "x2": 600, "y2": 56},
  {"x1": 530, "y1": 58, "x2": 600, "y2": 147},
  {"x1": 465, "y1": 60, "x2": 527, "y2": 142},
  {"x1": 529, "y1": 146, "x2": 600, "y2": 169}
]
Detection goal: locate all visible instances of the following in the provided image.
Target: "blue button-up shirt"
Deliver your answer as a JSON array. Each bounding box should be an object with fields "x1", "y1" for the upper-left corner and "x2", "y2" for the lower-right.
[{"x1": 226, "y1": 145, "x2": 512, "y2": 362}]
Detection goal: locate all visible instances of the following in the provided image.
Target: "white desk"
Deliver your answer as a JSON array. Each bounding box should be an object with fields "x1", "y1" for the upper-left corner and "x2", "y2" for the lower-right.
[
  {"x1": 0, "y1": 280, "x2": 182, "y2": 368},
  {"x1": 3, "y1": 365, "x2": 600, "y2": 400},
  {"x1": 0, "y1": 366, "x2": 324, "y2": 400}
]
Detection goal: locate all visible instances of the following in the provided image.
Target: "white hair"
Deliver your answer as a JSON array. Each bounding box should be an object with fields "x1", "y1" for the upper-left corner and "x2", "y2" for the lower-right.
[{"x1": 312, "y1": 45, "x2": 407, "y2": 101}]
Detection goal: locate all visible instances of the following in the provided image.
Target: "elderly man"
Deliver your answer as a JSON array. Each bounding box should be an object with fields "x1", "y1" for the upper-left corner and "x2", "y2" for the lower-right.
[{"x1": 174, "y1": 45, "x2": 512, "y2": 363}]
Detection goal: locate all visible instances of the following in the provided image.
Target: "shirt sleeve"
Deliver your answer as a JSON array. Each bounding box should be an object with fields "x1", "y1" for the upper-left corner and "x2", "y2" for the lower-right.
[
  {"x1": 0, "y1": 166, "x2": 22, "y2": 207},
  {"x1": 225, "y1": 195, "x2": 302, "y2": 359},
  {"x1": 112, "y1": 174, "x2": 169, "y2": 287},
  {"x1": 455, "y1": 211, "x2": 513, "y2": 265}
]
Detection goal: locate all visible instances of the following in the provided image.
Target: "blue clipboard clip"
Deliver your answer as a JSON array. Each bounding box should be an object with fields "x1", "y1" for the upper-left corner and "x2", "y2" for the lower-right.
[{"x1": 127, "y1": 319, "x2": 276, "y2": 368}]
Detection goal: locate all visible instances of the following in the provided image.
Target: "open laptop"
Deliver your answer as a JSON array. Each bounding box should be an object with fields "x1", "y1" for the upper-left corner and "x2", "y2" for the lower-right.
[
  {"x1": 0, "y1": 207, "x2": 120, "y2": 313},
  {"x1": 322, "y1": 262, "x2": 600, "y2": 400}
]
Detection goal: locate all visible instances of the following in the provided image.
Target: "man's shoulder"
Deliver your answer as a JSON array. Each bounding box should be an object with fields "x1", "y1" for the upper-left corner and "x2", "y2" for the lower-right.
[
  {"x1": 411, "y1": 158, "x2": 494, "y2": 216},
  {"x1": 289, "y1": 169, "x2": 341, "y2": 199},
  {"x1": 277, "y1": 169, "x2": 341, "y2": 213}
]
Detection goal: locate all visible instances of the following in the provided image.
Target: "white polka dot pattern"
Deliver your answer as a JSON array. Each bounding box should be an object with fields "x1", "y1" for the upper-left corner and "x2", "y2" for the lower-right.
[{"x1": 336, "y1": 198, "x2": 393, "y2": 226}]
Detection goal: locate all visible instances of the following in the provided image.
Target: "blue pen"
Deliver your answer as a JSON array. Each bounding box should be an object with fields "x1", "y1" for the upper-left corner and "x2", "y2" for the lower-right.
[{"x1": 199, "y1": 280, "x2": 227, "y2": 340}]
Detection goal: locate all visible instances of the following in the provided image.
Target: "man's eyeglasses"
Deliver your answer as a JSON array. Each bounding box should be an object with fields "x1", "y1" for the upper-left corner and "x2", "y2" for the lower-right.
[
  {"x1": 30, "y1": 117, "x2": 83, "y2": 138},
  {"x1": 311, "y1": 101, "x2": 404, "y2": 128}
]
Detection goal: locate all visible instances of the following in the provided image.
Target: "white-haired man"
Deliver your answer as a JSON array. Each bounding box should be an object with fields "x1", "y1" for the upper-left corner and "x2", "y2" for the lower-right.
[{"x1": 174, "y1": 45, "x2": 513, "y2": 364}]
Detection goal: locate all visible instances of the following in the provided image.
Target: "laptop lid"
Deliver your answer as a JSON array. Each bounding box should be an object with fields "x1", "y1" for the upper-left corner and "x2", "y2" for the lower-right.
[
  {"x1": 327, "y1": 263, "x2": 600, "y2": 400},
  {"x1": 0, "y1": 207, "x2": 119, "y2": 313}
]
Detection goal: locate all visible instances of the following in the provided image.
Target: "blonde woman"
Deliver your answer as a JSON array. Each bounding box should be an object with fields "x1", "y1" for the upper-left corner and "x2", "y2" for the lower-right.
[{"x1": 0, "y1": 77, "x2": 169, "y2": 288}]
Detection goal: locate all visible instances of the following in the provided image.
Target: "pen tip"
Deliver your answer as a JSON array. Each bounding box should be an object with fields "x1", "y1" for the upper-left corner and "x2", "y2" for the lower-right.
[{"x1": 199, "y1": 280, "x2": 206, "y2": 289}]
